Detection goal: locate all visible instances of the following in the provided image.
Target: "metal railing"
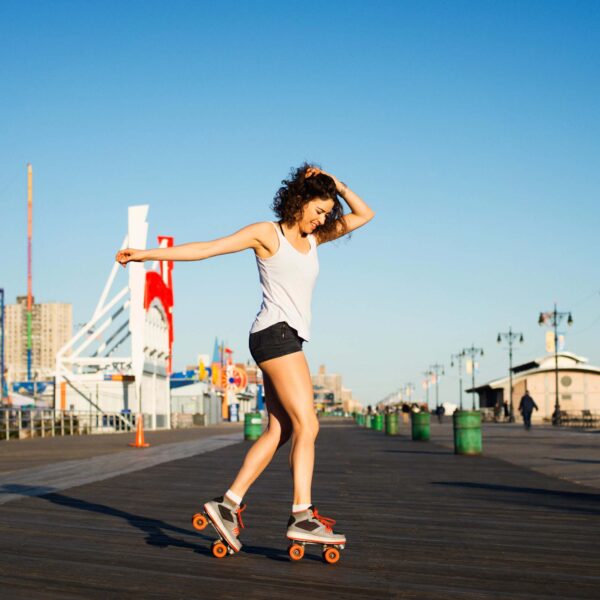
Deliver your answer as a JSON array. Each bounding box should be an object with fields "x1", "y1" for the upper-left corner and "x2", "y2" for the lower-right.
[
  {"x1": 552, "y1": 409, "x2": 600, "y2": 428},
  {"x1": 0, "y1": 408, "x2": 136, "y2": 441}
]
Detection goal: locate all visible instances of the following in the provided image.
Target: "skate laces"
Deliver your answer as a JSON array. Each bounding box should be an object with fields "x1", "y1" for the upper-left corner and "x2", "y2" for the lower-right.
[
  {"x1": 235, "y1": 504, "x2": 247, "y2": 530},
  {"x1": 312, "y1": 507, "x2": 336, "y2": 532}
]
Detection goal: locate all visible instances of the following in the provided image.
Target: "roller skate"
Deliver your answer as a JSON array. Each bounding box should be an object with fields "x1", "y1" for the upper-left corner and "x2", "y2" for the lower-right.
[
  {"x1": 191, "y1": 496, "x2": 247, "y2": 558},
  {"x1": 286, "y1": 505, "x2": 346, "y2": 564}
]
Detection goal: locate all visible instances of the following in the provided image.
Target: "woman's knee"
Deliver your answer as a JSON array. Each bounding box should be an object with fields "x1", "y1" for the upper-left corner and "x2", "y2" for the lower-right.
[
  {"x1": 313, "y1": 418, "x2": 320, "y2": 438},
  {"x1": 293, "y1": 416, "x2": 319, "y2": 440}
]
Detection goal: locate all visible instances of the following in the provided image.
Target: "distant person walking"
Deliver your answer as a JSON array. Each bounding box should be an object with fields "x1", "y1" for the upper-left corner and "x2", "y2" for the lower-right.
[
  {"x1": 115, "y1": 163, "x2": 374, "y2": 556},
  {"x1": 435, "y1": 404, "x2": 445, "y2": 423},
  {"x1": 518, "y1": 390, "x2": 538, "y2": 430}
]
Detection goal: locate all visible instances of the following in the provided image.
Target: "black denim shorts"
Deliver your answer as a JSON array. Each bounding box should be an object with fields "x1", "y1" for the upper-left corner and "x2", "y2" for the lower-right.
[{"x1": 249, "y1": 321, "x2": 304, "y2": 364}]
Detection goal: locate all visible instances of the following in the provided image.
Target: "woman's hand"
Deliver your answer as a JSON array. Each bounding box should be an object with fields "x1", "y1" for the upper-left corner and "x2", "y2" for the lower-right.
[
  {"x1": 305, "y1": 166, "x2": 325, "y2": 178},
  {"x1": 115, "y1": 248, "x2": 146, "y2": 267},
  {"x1": 305, "y1": 166, "x2": 347, "y2": 195}
]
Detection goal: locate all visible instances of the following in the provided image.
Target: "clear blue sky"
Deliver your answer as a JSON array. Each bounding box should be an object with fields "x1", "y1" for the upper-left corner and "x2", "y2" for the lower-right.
[{"x1": 1, "y1": 0, "x2": 599, "y2": 406}]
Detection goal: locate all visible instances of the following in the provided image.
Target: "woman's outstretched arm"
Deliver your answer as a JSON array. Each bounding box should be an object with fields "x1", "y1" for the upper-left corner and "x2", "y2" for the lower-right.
[{"x1": 115, "y1": 222, "x2": 269, "y2": 267}]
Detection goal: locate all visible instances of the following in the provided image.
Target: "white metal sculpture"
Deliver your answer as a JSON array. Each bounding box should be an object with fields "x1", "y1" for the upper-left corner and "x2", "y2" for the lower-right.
[{"x1": 55, "y1": 205, "x2": 174, "y2": 430}]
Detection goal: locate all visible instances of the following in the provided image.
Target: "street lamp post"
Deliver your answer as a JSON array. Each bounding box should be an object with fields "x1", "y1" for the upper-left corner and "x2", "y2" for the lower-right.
[
  {"x1": 497, "y1": 327, "x2": 524, "y2": 423},
  {"x1": 395, "y1": 388, "x2": 402, "y2": 406},
  {"x1": 405, "y1": 383, "x2": 415, "y2": 407},
  {"x1": 421, "y1": 371, "x2": 432, "y2": 408},
  {"x1": 462, "y1": 344, "x2": 484, "y2": 410},
  {"x1": 429, "y1": 364, "x2": 444, "y2": 410},
  {"x1": 539, "y1": 303, "x2": 573, "y2": 426},
  {"x1": 450, "y1": 352, "x2": 465, "y2": 410}
]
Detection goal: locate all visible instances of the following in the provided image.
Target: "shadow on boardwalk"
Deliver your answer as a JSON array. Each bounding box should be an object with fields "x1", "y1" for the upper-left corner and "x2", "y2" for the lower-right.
[
  {"x1": 431, "y1": 481, "x2": 600, "y2": 516},
  {"x1": 2, "y1": 483, "x2": 292, "y2": 563},
  {"x1": 3, "y1": 483, "x2": 208, "y2": 553}
]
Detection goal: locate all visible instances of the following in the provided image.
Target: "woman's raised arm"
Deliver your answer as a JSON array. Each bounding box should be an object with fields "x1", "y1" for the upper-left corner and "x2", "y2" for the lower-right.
[
  {"x1": 305, "y1": 167, "x2": 375, "y2": 245},
  {"x1": 115, "y1": 222, "x2": 270, "y2": 267}
]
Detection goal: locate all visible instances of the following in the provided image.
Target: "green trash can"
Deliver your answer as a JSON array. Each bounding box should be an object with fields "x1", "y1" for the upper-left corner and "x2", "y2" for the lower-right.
[
  {"x1": 411, "y1": 411, "x2": 430, "y2": 441},
  {"x1": 453, "y1": 410, "x2": 482, "y2": 455},
  {"x1": 373, "y1": 414, "x2": 384, "y2": 431},
  {"x1": 365, "y1": 414, "x2": 373, "y2": 429},
  {"x1": 356, "y1": 413, "x2": 365, "y2": 427},
  {"x1": 385, "y1": 412, "x2": 399, "y2": 435},
  {"x1": 244, "y1": 412, "x2": 263, "y2": 441}
]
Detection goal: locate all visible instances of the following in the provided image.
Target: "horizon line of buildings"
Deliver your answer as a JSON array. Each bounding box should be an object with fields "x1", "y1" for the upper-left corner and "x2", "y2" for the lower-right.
[{"x1": 1, "y1": 294, "x2": 362, "y2": 412}]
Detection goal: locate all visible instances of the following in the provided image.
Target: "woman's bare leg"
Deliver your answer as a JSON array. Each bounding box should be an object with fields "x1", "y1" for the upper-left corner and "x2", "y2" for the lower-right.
[
  {"x1": 258, "y1": 351, "x2": 318, "y2": 505},
  {"x1": 227, "y1": 372, "x2": 293, "y2": 498}
]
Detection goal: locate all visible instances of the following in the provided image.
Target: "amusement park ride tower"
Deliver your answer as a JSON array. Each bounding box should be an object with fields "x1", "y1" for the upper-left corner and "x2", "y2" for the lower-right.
[{"x1": 55, "y1": 205, "x2": 174, "y2": 429}]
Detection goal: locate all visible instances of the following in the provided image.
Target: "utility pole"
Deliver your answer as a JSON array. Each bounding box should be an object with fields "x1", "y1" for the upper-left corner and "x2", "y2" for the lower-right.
[
  {"x1": 539, "y1": 303, "x2": 573, "y2": 425},
  {"x1": 429, "y1": 364, "x2": 444, "y2": 410},
  {"x1": 462, "y1": 344, "x2": 484, "y2": 410},
  {"x1": 450, "y1": 352, "x2": 465, "y2": 410},
  {"x1": 497, "y1": 327, "x2": 524, "y2": 422}
]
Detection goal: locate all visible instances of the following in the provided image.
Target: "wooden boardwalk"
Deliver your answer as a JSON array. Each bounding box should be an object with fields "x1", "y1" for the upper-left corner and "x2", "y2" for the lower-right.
[{"x1": 0, "y1": 418, "x2": 599, "y2": 599}]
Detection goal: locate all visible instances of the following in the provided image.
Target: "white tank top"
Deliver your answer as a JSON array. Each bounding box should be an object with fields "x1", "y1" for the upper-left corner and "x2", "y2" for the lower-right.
[{"x1": 250, "y1": 221, "x2": 319, "y2": 341}]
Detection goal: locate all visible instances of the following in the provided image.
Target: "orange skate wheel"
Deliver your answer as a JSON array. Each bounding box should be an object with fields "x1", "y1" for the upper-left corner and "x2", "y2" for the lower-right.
[
  {"x1": 191, "y1": 513, "x2": 208, "y2": 531},
  {"x1": 212, "y1": 541, "x2": 228, "y2": 558},
  {"x1": 288, "y1": 543, "x2": 305, "y2": 561},
  {"x1": 323, "y1": 547, "x2": 340, "y2": 564}
]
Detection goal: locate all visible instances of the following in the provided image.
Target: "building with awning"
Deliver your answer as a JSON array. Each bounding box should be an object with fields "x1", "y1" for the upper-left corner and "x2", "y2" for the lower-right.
[{"x1": 466, "y1": 352, "x2": 600, "y2": 422}]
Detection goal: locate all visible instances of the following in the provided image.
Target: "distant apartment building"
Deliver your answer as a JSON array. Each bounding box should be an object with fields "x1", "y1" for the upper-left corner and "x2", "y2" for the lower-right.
[
  {"x1": 4, "y1": 295, "x2": 72, "y2": 381},
  {"x1": 312, "y1": 364, "x2": 342, "y2": 404},
  {"x1": 312, "y1": 364, "x2": 361, "y2": 412}
]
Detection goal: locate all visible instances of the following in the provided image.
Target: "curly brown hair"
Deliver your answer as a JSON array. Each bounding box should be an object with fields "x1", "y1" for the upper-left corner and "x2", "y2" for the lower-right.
[{"x1": 271, "y1": 163, "x2": 348, "y2": 243}]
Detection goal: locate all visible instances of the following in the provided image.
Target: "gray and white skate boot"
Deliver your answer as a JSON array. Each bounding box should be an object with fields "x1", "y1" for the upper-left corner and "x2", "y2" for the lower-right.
[
  {"x1": 286, "y1": 505, "x2": 346, "y2": 545},
  {"x1": 203, "y1": 496, "x2": 246, "y2": 552}
]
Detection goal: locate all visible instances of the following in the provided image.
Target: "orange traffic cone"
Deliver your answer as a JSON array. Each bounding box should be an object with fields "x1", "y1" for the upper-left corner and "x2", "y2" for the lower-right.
[{"x1": 129, "y1": 414, "x2": 150, "y2": 448}]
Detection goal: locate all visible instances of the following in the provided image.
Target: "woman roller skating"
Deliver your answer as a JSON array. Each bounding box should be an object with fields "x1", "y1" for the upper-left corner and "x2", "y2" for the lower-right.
[{"x1": 116, "y1": 164, "x2": 375, "y2": 562}]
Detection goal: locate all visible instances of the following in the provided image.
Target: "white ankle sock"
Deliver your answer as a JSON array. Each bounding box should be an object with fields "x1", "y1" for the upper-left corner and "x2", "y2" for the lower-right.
[
  {"x1": 225, "y1": 489, "x2": 243, "y2": 506},
  {"x1": 292, "y1": 503, "x2": 311, "y2": 513}
]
